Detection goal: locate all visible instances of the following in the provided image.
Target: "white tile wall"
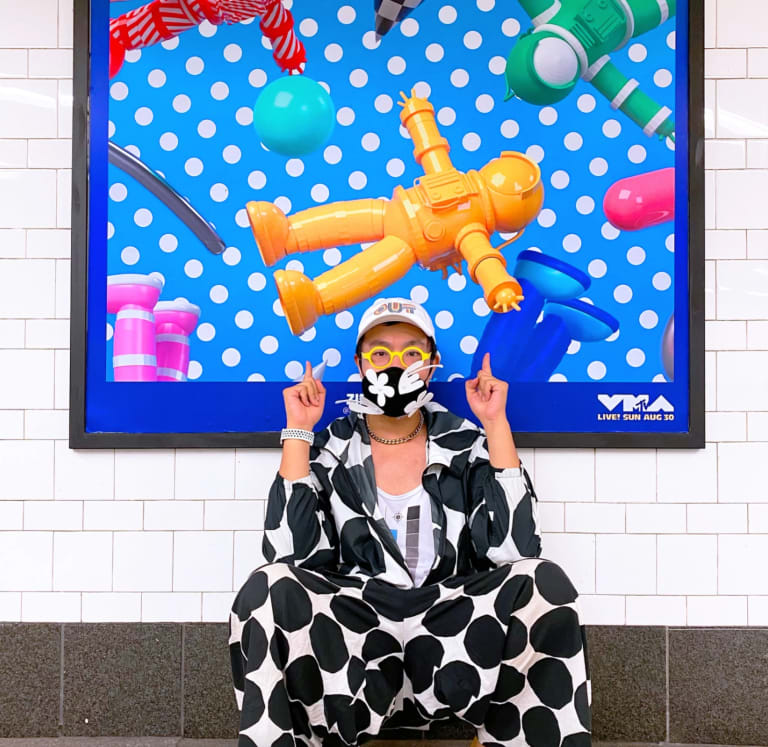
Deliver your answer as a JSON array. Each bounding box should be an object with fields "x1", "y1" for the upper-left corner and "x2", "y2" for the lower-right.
[
  {"x1": 1, "y1": 227, "x2": 28, "y2": 257},
  {"x1": 142, "y1": 592, "x2": 201, "y2": 622},
  {"x1": 175, "y1": 450, "x2": 235, "y2": 500},
  {"x1": 0, "y1": 592, "x2": 22, "y2": 620},
  {"x1": 0, "y1": 350, "x2": 55, "y2": 409},
  {"x1": 596, "y1": 535, "x2": 656, "y2": 594},
  {"x1": 718, "y1": 443, "x2": 768, "y2": 501},
  {"x1": 657, "y1": 535, "x2": 718, "y2": 595},
  {"x1": 25, "y1": 409, "x2": 68, "y2": 439},
  {"x1": 0, "y1": 82, "x2": 58, "y2": 139},
  {"x1": 717, "y1": 352, "x2": 768, "y2": 410},
  {"x1": 172, "y1": 531, "x2": 233, "y2": 592},
  {"x1": 55, "y1": 441, "x2": 114, "y2": 500},
  {"x1": 747, "y1": 231, "x2": 768, "y2": 259},
  {"x1": 114, "y1": 450, "x2": 174, "y2": 500},
  {"x1": 748, "y1": 596, "x2": 768, "y2": 624},
  {"x1": 565, "y1": 503, "x2": 624, "y2": 533},
  {"x1": 0, "y1": 532, "x2": 52, "y2": 591},
  {"x1": 595, "y1": 450, "x2": 656, "y2": 502},
  {"x1": 21, "y1": 591, "x2": 80, "y2": 622},
  {"x1": 0, "y1": 411, "x2": 24, "y2": 439},
  {"x1": 1, "y1": 0, "x2": 768, "y2": 626},
  {"x1": 626, "y1": 503, "x2": 686, "y2": 533},
  {"x1": 537, "y1": 502, "x2": 564, "y2": 532},
  {"x1": 24, "y1": 500, "x2": 81, "y2": 530},
  {"x1": 204, "y1": 500, "x2": 264, "y2": 530},
  {"x1": 0, "y1": 500, "x2": 23, "y2": 529},
  {"x1": 203, "y1": 591, "x2": 236, "y2": 623},
  {"x1": 143, "y1": 500, "x2": 204, "y2": 531},
  {"x1": 234, "y1": 530, "x2": 266, "y2": 588},
  {"x1": 626, "y1": 596, "x2": 686, "y2": 626},
  {"x1": 542, "y1": 533, "x2": 596, "y2": 594},
  {"x1": 83, "y1": 501, "x2": 142, "y2": 530},
  {"x1": 534, "y1": 449, "x2": 595, "y2": 502},
  {"x1": 235, "y1": 448, "x2": 281, "y2": 499},
  {"x1": 0, "y1": 51, "x2": 28, "y2": 79},
  {"x1": 0, "y1": 140, "x2": 27, "y2": 168},
  {"x1": 53, "y1": 531, "x2": 112, "y2": 591},
  {"x1": 705, "y1": 231, "x2": 745, "y2": 260},
  {"x1": 716, "y1": 262, "x2": 768, "y2": 319},
  {"x1": 716, "y1": 0, "x2": 768, "y2": 47},
  {"x1": 577, "y1": 594, "x2": 625, "y2": 625},
  {"x1": 657, "y1": 445, "x2": 718, "y2": 502},
  {"x1": 0, "y1": 0, "x2": 58, "y2": 48},
  {"x1": 0, "y1": 441, "x2": 53, "y2": 499},
  {"x1": 719, "y1": 535, "x2": 768, "y2": 594},
  {"x1": 687, "y1": 596, "x2": 748, "y2": 625},
  {"x1": 113, "y1": 532, "x2": 173, "y2": 592},
  {"x1": 688, "y1": 503, "x2": 748, "y2": 533},
  {"x1": 82, "y1": 592, "x2": 141, "y2": 622},
  {"x1": 705, "y1": 411, "x2": 746, "y2": 441}
]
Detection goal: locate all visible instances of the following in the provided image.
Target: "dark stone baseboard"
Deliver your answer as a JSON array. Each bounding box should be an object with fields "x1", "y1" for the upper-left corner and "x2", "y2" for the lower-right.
[{"x1": 1, "y1": 624, "x2": 767, "y2": 744}]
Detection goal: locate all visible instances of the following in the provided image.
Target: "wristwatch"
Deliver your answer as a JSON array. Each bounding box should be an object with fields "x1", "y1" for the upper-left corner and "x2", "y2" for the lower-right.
[{"x1": 280, "y1": 427, "x2": 315, "y2": 445}]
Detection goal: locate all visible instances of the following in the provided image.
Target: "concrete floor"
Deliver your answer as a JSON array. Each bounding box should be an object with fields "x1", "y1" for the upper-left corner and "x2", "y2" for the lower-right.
[{"x1": 0, "y1": 739, "x2": 759, "y2": 747}]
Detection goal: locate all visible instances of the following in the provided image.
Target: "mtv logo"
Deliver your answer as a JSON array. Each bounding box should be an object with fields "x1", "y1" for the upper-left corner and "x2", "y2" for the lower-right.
[{"x1": 598, "y1": 394, "x2": 674, "y2": 413}]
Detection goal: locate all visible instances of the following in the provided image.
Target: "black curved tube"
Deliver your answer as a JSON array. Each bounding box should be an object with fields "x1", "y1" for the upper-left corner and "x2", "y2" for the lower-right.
[{"x1": 108, "y1": 140, "x2": 226, "y2": 255}]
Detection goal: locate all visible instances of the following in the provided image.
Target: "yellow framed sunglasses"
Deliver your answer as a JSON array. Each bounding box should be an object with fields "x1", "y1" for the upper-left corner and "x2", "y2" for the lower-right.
[{"x1": 361, "y1": 345, "x2": 431, "y2": 369}]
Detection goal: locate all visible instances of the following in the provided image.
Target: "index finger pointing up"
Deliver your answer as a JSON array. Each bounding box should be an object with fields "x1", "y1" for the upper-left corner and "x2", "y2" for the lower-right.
[
  {"x1": 482, "y1": 351, "x2": 492, "y2": 375},
  {"x1": 303, "y1": 360, "x2": 313, "y2": 381}
]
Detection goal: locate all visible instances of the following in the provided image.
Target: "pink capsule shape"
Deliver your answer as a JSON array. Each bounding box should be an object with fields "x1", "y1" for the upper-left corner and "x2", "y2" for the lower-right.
[
  {"x1": 154, "y1": 299, "x2": 201, "y2": 382},
  {"x1": 107, "y1": 273, "x2": 164, "y2": 382},
  {"x1": 603, "y1": 167, "x2": 675, "y2": 232}
]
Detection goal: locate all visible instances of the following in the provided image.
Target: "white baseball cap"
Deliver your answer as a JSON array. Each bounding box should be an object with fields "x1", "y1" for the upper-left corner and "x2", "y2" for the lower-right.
[{"x1": 356, "y1": 297, "x2": 436, "y2": 346}]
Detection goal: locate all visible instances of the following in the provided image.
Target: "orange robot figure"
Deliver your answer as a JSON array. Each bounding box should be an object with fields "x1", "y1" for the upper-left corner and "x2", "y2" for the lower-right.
[{"x1": 246, "y1": 90, "x2": 544, "y2": 336}]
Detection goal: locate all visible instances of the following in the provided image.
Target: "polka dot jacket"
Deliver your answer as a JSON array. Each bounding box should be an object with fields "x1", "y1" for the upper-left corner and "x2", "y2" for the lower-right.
[{"x1": 263, "y1": 400, "x2": 542, "y2": 589}]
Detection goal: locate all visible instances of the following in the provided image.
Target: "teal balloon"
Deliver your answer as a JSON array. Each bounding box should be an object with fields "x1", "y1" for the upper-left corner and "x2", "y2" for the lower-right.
[{"x1": 253, "y1": 75, "x2": 336, "y2": 156}]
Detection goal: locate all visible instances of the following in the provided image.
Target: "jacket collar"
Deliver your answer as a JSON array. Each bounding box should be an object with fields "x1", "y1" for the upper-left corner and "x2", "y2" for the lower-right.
[
  {"x1": 315, "y1": 399, "x2": 483, "y2": 479},
  {"x1": 345, "y1": 399, "x2": 476, "y2": 474}
]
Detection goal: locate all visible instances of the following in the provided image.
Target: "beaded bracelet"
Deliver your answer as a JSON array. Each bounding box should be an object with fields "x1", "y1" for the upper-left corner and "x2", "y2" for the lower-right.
[{"x1": 280, "y1": 427, "x2": 315, "y2": 445}]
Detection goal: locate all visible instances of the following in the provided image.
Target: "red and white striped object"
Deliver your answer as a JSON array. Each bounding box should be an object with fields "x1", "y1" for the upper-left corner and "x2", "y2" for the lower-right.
[{"x1": 109, "y1": 0, "x2": 305, "y2": 76}]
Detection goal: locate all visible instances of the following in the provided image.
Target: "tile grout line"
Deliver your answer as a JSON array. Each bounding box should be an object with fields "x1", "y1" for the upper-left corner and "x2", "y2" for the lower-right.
[
  {"x1": 180, "y1": 623, "x2": 186, "y2": 737},
  {"x1": 58, "y1": 623, "x2": 65, "y2": 735}
]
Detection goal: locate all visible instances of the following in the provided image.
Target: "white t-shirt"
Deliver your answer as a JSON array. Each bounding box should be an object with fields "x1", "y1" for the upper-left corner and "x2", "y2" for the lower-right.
[{"x1": 377, "y1": 483, "x2": 436, "y2": 587}]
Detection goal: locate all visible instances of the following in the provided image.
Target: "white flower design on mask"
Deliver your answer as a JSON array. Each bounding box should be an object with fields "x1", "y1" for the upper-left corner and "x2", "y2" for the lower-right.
[
  {"x1": 398, "y1": 360, "x2": 428, "y2": 395},
  {"x1": 403, "y1": 389, "x2": 434, "y2": 416},
  {"x1": 365, "y1": 368, "x2": 395, "y2": 407}
]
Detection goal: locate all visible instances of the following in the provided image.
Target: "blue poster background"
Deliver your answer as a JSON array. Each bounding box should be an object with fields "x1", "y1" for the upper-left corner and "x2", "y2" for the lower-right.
[{"x1": 86, "y1": 0, "x2": 690, "y2": 435}]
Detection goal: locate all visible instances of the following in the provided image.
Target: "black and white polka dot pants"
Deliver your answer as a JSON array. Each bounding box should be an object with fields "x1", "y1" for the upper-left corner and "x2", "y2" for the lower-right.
[{"x1": 229, "y1": 558, "x2": 592, "y2": 746}]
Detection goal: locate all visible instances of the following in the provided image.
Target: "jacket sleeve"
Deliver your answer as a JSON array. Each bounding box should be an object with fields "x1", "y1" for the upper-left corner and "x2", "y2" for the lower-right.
[
  {"x1": 464, "y1": 430, "x2": 542, "y2": 565},
  {"x1": 262, "y1": 450, "x2": 339, "y2": 571}
]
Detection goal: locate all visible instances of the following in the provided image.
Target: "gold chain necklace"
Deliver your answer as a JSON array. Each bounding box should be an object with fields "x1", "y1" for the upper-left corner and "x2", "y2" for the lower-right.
[{"x1": 365, "y1": 410, "x2": 424, "y2": 445}]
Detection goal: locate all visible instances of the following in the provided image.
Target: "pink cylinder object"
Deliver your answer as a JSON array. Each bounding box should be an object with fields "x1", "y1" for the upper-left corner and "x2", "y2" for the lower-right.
[
  {"x1": 154, "y1": 299, "x2": 201, "y2": 381},
  {"x1": 107, "y1": 273, "x2": 165, "y2": 382},
  {"x1": 603, "y1": 167, "x2": 675, "y2": 232}
]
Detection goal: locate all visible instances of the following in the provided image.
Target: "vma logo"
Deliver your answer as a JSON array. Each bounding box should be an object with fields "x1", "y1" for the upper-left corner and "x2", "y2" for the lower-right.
[{"x1": 597, "y1": 394, "x2": 675, "y2": 422}]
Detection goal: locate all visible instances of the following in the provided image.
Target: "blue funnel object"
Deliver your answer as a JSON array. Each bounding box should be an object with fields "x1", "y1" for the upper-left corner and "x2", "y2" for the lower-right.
[
  {"x1": 544, "y1": 299, "x2": 619, "y2": 342},
  {"x1": 515, "y1": 300, "x2": 620, "y2": 382},
  {"x1": 513, "y1": 250, "x2": 591, "y2": 301},
  {"x1": 516, "y1": 316, "x2": 571, "y2": 382},
  {"x1": 470, "y1": 279, "x2": 544, "y2": 378}
]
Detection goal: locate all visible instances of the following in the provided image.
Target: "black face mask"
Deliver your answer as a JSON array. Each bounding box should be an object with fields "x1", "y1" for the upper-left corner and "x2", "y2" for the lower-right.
[
  {"x1": 360, "y1": 365, "x2": 429, "y2": 418},
  {"x1": 335, "y1": 360, "x2": 443, "y2": 418}
]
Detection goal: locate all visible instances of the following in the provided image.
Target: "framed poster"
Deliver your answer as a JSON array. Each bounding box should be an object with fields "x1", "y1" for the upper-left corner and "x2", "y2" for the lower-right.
[{"x1": 70, "y1": 0, "x2": 704, "y2": 448}]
